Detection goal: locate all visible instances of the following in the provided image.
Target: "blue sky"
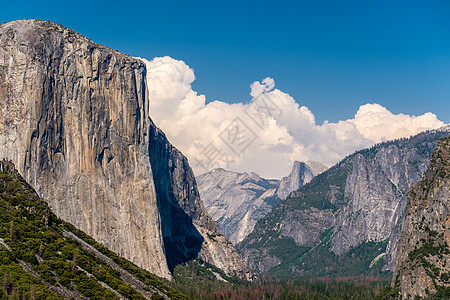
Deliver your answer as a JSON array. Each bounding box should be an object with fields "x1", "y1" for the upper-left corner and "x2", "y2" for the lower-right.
[{"x1": 2, "y1": 0, "x2": 450, "y2": 124}]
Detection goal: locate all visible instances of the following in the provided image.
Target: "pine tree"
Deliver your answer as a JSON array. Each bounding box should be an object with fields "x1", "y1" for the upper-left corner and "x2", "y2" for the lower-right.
[
  {"x1": 71, "y1": 250, "x2": 78, "y2": 273},
  {"x1": 9, "y1": 220, "x2": 14, "y2": 239},
  {"x1": 30, "y1": 285, "x2": 36, "y2": 300},
  {"x1": 2, "y1": 272, "x2": 13, "y2": 295},
  {"x1": 38, "y1": 242, "x2": 44, "y2": 256}
]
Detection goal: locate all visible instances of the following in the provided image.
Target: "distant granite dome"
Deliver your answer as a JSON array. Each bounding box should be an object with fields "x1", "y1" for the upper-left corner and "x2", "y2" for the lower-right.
[
  {"x1": 197, "y1": 168, "x2": 279, "y2": 244},
  {"x1": 197, "y1": 161, "x2": 326, "y2": 244},
  {"x1": 0, "y1": 19, "x2": 251, "y2": 280},
  {"x1": 277, "y1": 161, "x2": 327, "y2": 200}
]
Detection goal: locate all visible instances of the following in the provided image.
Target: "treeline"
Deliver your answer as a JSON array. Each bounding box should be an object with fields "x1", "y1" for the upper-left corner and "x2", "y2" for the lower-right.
[
  {"x1": 171, "y1": 270, "x2": 391, "y2": 300},
  {"x1": 197, "y1": 276, "x2": 389, "y2": 300}
]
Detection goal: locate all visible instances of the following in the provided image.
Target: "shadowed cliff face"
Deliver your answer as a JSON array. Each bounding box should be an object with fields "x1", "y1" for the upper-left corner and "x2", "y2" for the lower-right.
[
  {"x1": 277, "y1": 161, "x2": 327, "y2": 200},
  {"x1": 148, "y1": 123, "x2": 210, "y2": 272},
  {"x1": 147, "y1": 125, "x2": 252, "y2": 279},
  {"x1": 0, "y1": 19, "x2": 170, "y2": 279},
  {"x1": 0, "y1": 19, "x2": 250, "y2": 280}
]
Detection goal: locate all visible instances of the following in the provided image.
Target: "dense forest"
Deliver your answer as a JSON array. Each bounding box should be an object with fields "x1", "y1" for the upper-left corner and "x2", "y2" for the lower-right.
[{"x1": 171, "y1": 266, "x2": 392, "y2": 300}]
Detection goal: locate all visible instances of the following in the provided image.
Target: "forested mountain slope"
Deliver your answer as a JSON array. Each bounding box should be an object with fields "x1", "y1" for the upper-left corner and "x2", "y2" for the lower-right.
[
  {"x1": 0, "y1": 160, "x2": 187, "y2": 299},
  {"x1": 197, "y1": 161, "x2": 326, "y2": 244}
]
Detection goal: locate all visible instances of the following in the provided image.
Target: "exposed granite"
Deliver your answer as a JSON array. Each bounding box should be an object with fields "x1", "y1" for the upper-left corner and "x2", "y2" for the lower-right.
[
  {"x1": 331, "y1": 141, "x2": 430, "y2": 270},
  {"x1": 197, "y1": 161, "x2": 326, "y2": 245},
  {"x1": 0, "y1": 19, "x2": 250, "y2": 280},
  {"x1": 238, "y1": 128, "x2": 450, "y2": 274},
  {"x1": 393, "y1": 136, "x2": 450, "y2": 299},
  {"x1": 277, "y1": 161, "x2": 327, "y2": 200},
  {"x1": 197, "y1": 168, "x2": 279, "y2": 244}
]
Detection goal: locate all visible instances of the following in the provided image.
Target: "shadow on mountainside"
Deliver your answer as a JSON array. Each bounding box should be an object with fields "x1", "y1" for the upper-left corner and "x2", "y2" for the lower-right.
[{"x1": 148, "y1": 124, "x2": 204, "y2": 273}]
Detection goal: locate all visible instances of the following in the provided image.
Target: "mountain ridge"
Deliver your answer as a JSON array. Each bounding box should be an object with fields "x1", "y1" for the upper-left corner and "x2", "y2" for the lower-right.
[
  {"x1": 0, "y1": 19, "x2": 250, "y2": 281},
  {"x1": 0, "y1": 159, "x2": 187, "y2": 299},
  {"x1": 238, "y1": 126, "x2": 450, "y2": 277},
  {"x1": 392, "y1": 136, "x2": 450, "y2": 298},
  {"x1": 197, "y1": 161, "x2": 326, "y2": 244}
]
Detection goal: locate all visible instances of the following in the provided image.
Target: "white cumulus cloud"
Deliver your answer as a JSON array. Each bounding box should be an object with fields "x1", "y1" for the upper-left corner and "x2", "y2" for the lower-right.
[{"x1": 138, "y1": 56, "x2": 445, "y2": 179}]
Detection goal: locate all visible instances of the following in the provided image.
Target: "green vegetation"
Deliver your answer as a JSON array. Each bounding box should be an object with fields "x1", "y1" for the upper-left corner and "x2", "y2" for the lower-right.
[
  {"x1": 0, "y1": 130, "x2": 446, "y2": 299},
  {"x1": 190, "y1": 276, "x2": 389, "y2": 299},
  {"x1": 408, "y1": 239, "x2": 449, "y2": 262},
  {"x1": 239, "y1": 128, "x2": 449, "y2": 280},
  {"x1": 64, "y1": 224, "x2": 186, "y2": 299},
  {"x1": 170, "y1": 258, "x2": 246, "y2": 298},
  {"x1": 269, "y1": 232, "x2": 390, "y2": 279},
  {"x1": 167, "y1": 258, "x2": 391, "y2": 299},
  {"x1": 405, "y1": 234, "x2": 450, "y2": 297},
  {"x1": 287, "y1": 158, "x2": 352, "y2": 211},
  {"x1": 0, "y1": 160, "x2": 186, "y2": 299},
  {"x1": 0, "y1": 260, "x2": 61, "y2": 299},
  {"x1": 434, "y1": 136, "x2": 450, "y2": 179}
]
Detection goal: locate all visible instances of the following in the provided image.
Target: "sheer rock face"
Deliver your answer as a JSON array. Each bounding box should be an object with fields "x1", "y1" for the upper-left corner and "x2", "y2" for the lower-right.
[
  {"x1": 0, "y1": 19, "x2": 250, "y2": 280},
  {"x1": 197, "y1": 168, "x2": 279, "y2": 244},
  {"x1": 148, "y1": 126, "x2": 251, "y2": 279},
  {"x1": 277, "y1": 161, "x2": 327, "y2": 200},
  {"x1": 393, "y1": 137, "x2": 450, "y2": 299},
  {"x1": 197, "y1": 161, "x2": 326, "y2": 245},
  {"x1": 238, "y1": 129, "x2": 449, "y2": 274},
  {"x1": 331, "y1": 142, "x2": 431, "y2": 270}
]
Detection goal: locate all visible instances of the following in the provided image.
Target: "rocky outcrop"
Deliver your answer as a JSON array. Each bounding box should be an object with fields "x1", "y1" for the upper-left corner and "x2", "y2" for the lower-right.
[
  {"x1": 331, "y1": 141, "x2": 431, "y2": 270},
  {"x1": 197, "y1": 161, "x2": 326, "y2": 245},
  {"x1": 148, "y1": 126, "x2": 251, "y2": 279},
  {"x1": 277, "y1": 161, "x2": 327, "y2": 200},
  {"x1": 238, "y1": 128, "x2": 450, "y2": 275},
  {"x1": 0, "y1": 19, "x2": 250, "y2": 280},
  {"x1": 197, "y1": 169, "x2": 279, "y2": 244},
  {"x1": 393, "y1": 137, "x2": 450, "y2": 299}
]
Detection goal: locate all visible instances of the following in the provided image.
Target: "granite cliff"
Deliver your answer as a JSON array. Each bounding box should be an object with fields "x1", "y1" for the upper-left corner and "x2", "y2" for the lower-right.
[
  {"x1": 0, "y1": 159, "x2": 187, "y2": 299},
  {"x1": 197, "y1": 161, "x2": 326, "y2": 244},
  {"x1": 197, "y1": 169, "x2": 279, "y2": 245},
  {"x1": 277, "y1": 161, "x2": 327, "y2": 200},
  {"x1": 393, "y1": 136, "x2": 450, "y2": 299},
  {"x1": 0, "y1": 19, "x2": 250, "y2": 280},
  {"x1": 238, "y1": 128, "x2": 450, "y2": 276}
]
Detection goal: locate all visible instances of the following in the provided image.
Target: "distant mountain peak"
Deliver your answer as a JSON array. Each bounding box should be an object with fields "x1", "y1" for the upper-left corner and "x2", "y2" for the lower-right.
[
  {"x1": 197, "y1": 169, "x2": 279, "y2": 244},
  {"x1": 238, "y1": 128, "x2": 450, "y2": 276},
  {"x1": 277, "y1": 160, "x2": 327, "y2": 200},
  {"x1": 197, "y1": 161, "x2": 326, "y2": 244}
]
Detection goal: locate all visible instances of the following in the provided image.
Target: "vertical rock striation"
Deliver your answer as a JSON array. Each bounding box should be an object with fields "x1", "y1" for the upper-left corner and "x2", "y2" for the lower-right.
[
  {"x1": 393, "y1": 137, "x2": 450, "y2": 299},
  {"x1": 148, "y1": 126, "x2": 251, "y2": 279},
  {"x1": 0, "y1": 19, "x2": 249, "y2": 280},
  {"x1": 197, "y1": 168, "x2": 279, "y2": 244},
  {"x1": 238, "y1": 128, "x2": 450, "y2": 275},
  {"x1": 331, "y1": 141, "x2": 432, "y2": 270}
]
